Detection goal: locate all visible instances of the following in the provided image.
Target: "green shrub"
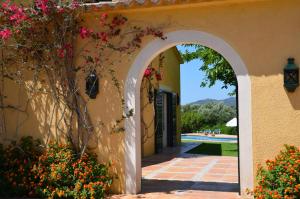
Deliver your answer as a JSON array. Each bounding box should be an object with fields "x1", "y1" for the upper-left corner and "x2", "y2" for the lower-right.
[
  {"x1": 181, "y1": 103, "x2": 237, "y2": 133},
  {"x1": 197, "y1": 102, "x2": 236, "y2": 126},
  {"x1": 0, "y1": 137, "x2": 112, "y2": 199},
  {"x1": 195, "y1": 124, "x2": 236, "y2": 135},
  {"x1": 251, "y1": 145, "x2": 300, "y2": 199},
  {"x1": 34, "y1": 143, "x2": 112, "y2": 199},
  {"x1": 0, "y1": 136, "x2": 42, "y2": 197},
  {"x1": 212, "y1": 124, "x2": 237, "y2": 135},
  {"x1": 181, "y1": 111, "x2": 204, "y2": 133}
]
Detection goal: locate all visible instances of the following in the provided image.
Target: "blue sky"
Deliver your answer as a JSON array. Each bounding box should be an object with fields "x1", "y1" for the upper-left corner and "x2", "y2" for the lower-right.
[{"x1": 177, "y1": 45, "x2": 235, "y2": 105}]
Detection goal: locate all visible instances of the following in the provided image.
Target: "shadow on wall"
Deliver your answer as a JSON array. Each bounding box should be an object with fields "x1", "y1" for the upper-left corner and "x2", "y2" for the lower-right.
[
  {"x1": 1, "y1": 69, "x2": 127, "y2": 193},
  {"x1": 1, "y1": 71, "x2": 78, "y2": 145},
  {"x1": 2, "y1": 78, "x2": 42, "y2": 143},
  {"x1": 81, "y1": 74, "x2": 127, "y2": 193},
  {"x1": 286, "y1": 90, "x2": 300, "y2": 110}
]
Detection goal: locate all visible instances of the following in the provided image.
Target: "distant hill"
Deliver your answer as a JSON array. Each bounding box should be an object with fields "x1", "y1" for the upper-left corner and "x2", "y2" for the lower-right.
[{"x1": 188, "y1": 97, "x2": 236, "y2": 107}]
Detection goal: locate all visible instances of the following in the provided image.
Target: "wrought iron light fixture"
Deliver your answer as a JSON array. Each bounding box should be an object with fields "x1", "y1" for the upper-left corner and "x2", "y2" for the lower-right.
[
  {"x1": 85, "y1": 70, "x2": 99, "y2": 99},
  {"x1": 284, "y1": 58, "x2": 299, "y2": 92}
]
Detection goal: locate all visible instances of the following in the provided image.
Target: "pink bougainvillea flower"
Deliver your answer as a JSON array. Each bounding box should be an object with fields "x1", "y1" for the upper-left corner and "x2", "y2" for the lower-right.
[
  {"x1": 9, "y1": 7, "x2": 27, "y2": 24},
  {"x1": 57, "y1": 48, "x2": 65, "y2": 58},
  {"x1": 1, "y1": 0, "x2": 10, "y2": 9},
  {"x1": 144, "y1": 68, "x2": 152, "y2": 78},
  {"x1": 99, "y1": 13, "x2": 108, "y2": 25},
  {"x1": 155, "y1": 71, "x2": 162, "y2": 81},
  {"x1": 101, "y1": 13, "x2": 108, "y2": 19},
  {"x1": 79, "y1": 27, "x2": 93, "y2": 39},
  {"x1": 1, "y1": 1, "x2": 27, "y2": 24},
  {"x1": 8, "y1": 3, "x2": 18, "y2": 12},
  {"x1": 97, "y1": 32, "x2": 108, "y2": 42},
  {"x1": 35, "y1": 0, "x2": 49, "y2": 15},
  {"x1": 57, "y1": 7, "x2": 65, "y2": 14},
  {"x1": 57, "y1": 43, "x2": 73, "y2": 58},
  {"x1": 0, "y1": 28, "x2": 12, "y2": 40},
  {"x1": 71, "y1": 0, "x2": 79, "y2": 9}
]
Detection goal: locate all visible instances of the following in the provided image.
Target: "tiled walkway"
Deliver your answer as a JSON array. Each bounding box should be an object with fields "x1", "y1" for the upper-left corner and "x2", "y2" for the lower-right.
[{"x1": 110, "y1": 143, "x2": 241, "y2": 199}]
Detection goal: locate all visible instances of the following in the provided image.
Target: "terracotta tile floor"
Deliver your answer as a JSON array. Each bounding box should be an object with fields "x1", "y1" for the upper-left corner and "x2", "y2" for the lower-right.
[{"x1": 110, "y1": 143, "x2": 241, "y2": 199}]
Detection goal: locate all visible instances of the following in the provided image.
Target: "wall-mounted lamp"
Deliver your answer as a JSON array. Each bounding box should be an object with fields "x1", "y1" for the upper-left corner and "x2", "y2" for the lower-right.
[
  {"x1": 85, "y1": 70, "x2": 99, "y2": 99},
  {"x1": 284, "y1": 58, "x2": 299, "y2": 92}
]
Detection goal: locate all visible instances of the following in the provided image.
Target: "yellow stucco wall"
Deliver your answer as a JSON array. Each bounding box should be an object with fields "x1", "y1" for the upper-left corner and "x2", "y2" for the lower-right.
[
  {"x1": 3, "y1": 0, "x2": 300, "y2": 194},
  {"x1": 141, "y1": 47, "x2": 181, "y2": 157}
]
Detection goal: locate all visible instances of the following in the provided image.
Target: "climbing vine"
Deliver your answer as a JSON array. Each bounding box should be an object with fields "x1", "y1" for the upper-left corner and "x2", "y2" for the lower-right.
[
  {"x1": 141, "y1": 53, "x2": 165, "y2": 145},
  {"x1": 0, "y1": 0, "x2": 165, "y2": 156}
]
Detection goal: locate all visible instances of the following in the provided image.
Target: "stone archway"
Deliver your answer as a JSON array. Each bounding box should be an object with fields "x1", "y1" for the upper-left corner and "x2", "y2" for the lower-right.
[{"x1": 124, "y1": 30, "x2": 253, "y2": 195}]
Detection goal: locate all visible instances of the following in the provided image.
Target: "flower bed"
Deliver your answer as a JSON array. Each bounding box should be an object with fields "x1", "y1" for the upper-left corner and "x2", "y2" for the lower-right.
[
  {"x1": 251, "y1": 145, "x2": 300, "y2": 199},
  {"x1": 0, "y1": 136, "x2": 112, "y2": 198}
]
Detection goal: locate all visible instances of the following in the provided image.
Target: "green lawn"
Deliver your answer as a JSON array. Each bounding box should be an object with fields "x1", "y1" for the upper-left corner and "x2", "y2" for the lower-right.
[{"x1": 185, "y1": 142, "x2": 238, "y2": 157}]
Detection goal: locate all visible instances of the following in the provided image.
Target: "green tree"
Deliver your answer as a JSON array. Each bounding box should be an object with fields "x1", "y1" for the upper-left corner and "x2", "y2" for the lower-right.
[
  {"x1": 181, "y1": 102, "x2": 236, "y2": 134},
  {"x1": 181, "y1": 108, "x2": 204, "y2": 133},
  {"x1": 181, "y1": 102, "x2": 236, "y2": 133},
  {"x1": 180, "y1": 44, "x2": 237, "y2": 95},
  {"x1": 197, "y1": 102, "x2": 236, "y2": 126}
]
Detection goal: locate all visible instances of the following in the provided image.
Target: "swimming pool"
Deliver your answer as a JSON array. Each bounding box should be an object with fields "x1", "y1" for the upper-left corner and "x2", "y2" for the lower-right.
[{"x1": 181, "y1": 135, "x2": 237, "y2": 142}]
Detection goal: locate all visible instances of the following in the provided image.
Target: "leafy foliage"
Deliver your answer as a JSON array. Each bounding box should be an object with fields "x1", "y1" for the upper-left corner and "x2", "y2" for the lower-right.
[
  {"x1": 0, "y1": 136, "x2": 43, "y2": 197},
  {"x1": 211, "y1": 123, "x2": 237, "y2": 135},
  {"x1": 180, "y1": 44, "x2": 237, "y2": 95},
  {"x1": 0, "y1": 136, "x2": 112, "y2": 198},
  {"x1": 35, "y1": 143, "x2": 112, "y2": 199},
  {"x1": 181, "y1": 102, "x2": 236, "y2": 134},
  {"x1": 198, "y1": 102, "x2": 236, "y2": 125},
  {"x1": 181, "y1": 108, "x2": 204, "y2": 133},
  {"x1": 251, "y1": 145, "x2": 300, "y2": 199}
]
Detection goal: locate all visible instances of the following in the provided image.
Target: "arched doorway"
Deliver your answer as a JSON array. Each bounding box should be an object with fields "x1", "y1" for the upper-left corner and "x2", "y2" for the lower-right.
[{"x1": 124, "y1": 30, "x2": 253, "y2": 196}]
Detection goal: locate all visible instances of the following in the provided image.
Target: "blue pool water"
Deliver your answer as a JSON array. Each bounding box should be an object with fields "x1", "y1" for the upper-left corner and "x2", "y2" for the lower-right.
[{"x1": 181, "y1": 135, "x2": 237, "y2": 142}]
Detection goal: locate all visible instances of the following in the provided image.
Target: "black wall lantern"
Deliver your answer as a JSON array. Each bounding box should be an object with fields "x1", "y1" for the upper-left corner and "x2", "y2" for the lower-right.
[
  {"x1": 284, "y1": 58, "x2": 299, "y2": 92},
  {"x1": 85, "y1": 70, "x2": 99, "y2": 99}
]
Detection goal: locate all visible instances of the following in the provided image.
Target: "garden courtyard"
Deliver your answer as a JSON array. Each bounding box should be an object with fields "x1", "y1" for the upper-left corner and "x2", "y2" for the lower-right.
[
  {"x1": 1, "y1": 1, "x2": 300, "y2": 198},
  {"x1": 110, "y1": 142, "x2": 240, "y2": 199}
]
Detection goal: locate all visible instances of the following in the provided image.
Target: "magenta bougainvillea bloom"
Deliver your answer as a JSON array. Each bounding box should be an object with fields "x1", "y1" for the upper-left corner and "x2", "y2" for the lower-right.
[
  {"x1": 1, "y1": 0, "x2": 10, "y2": 9},
  {"x1": 35, "y1": 0, "x2": 49, "y2": 15},
  {"x1": 70, "y1": 0, "x2": 79, "y2": 10},
  {"x1": 99, "y1": 13, "x2": 108, "y2": 25},
  {"x1": 144, "y1": 68, "x2": 152, "y2": 78},
  {"x1": 9, "y1": 7, "x2": 27, "y2": 24},
  {"x1": 97, "y1": 32, "x2": 108, "y2": 42},
  {"x1": 0, "y1": 29, "x2": 12, "y2": 40},
  {"x1": 1, "y1": 1, "x2": 27, "y2": 25},
  {"x1": 79, "y1": 27, "x2": 93, "y2": 39},
  {"x1": 155, "y1": 71, "x2": 162, "y2": 81},
  {"x1": 57, "y1": 44, "x2": 73, "y2": 58},
  {"x1": 143, "y1": 67, "x2": 163, "y2": 81}
]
